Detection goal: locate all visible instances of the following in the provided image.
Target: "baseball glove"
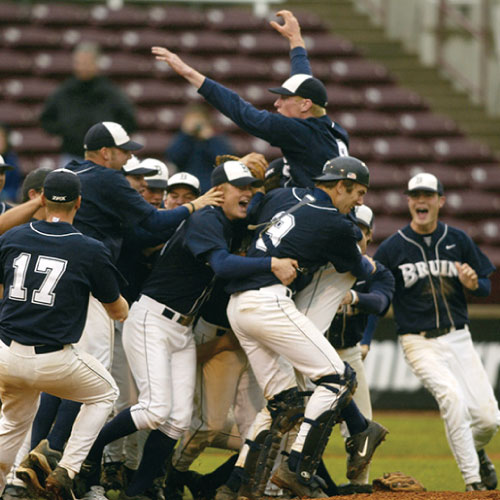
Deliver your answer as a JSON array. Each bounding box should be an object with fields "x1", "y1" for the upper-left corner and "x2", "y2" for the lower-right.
[
  {"x1": 373, "y1": 471, "x2": 426, "y2": 492},
  {"x1": 215, "y1": 153, "x2": 268, "y2": 181}
]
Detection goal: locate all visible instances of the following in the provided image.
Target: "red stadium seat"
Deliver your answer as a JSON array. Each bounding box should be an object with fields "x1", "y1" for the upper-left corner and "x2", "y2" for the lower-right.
[
  {"x1": 431, "y1": 138, "x2": 497, "y2": 164},
  {"x1": 178, "y1": 31, "x2": 235, "y2": 54},
  {"x1": 0, "y1": 3, "x2": 31, "y2": 25},
  {"x1": 371, "y1": 215, "x2": 408, "y2": 243},
  {"x1": 238, "y1": 33, "x2": 289, "y2": 56},
  {"x1": 120, "y1": 29, "x2": 178, "y2": 53},
  {"x1": 370, "y1": 137, "x2": 432, "y2": 163},
  {"x1": 1, "y1": 26, "x2": 61, "y2": 50},
  {"x1": 231, "y1": 83, "x2": 276, "y2": 108},
  {"x1": 364, "y1": 86, "x2": 428, "y2": 111},
  {"x1": 32, "y1": 52, "x2": 73, "y2": 77},
  {"x1": 209, "y1": 56, "x2": 270, "y2": 82},
  {"x1": 475, "y1": 219, "x2": 500, "y2": 245},
  {"x1": 98, "y1": 53, "x2": 155, "y2": 78},
  {"x1": 17, "y1": 155, "x2": 59, "y2": 175},
  {"x1": 348, "y1": 140, "x2": 373, "y2": 162},
  {"x1": 230, "y1": 135, "x2": 281, "y2": 159},
  {"x1": 369, "y1": 164, "x2": 407, "y2": 190},
  {"x1": 137, "y1": 106, "x2": 185, "y2": 132},
  {"x1": 469, "y1": 164, "x2": 500, "y2": 190},
  {"x1": 303, "y1": 34, "x2": 358, "y2": 59},
  {"x1": 147, "y1": 6, "x2": 204, "y2": 30},
  {"x1": 329, "y1": 60, "x2": 394, "y2": 85},
  {"x1": 205, "y1": 8, "x2": 265, "y2": 32},
  {"x1": 9, "y1": 129, "x2": 61, "y2": 154},
  {"x1": 397, "y1": 112, "x2": 460, "y2": 137},
  {"x1": 327, "y1": 86, "x2": 364, "y2": 111},
  {"x1": 441, "y1": 190, "x2": 500, "y2": 217},
  {"x1": 0, "y1": 51, "x2": 34, "y2": 75},
  {"x1": 376, "y1": 190, "x2": 409, "y2": 215},
  {"x1": 132, "y1": 131, "x2": 171, "y2": 156},
  {"x1": 123, "y1": 80, "x2": 191, "y2": 105},
  {"x1": 293, "y1": 11, "x2": 329, "y2": 32},
  {"x1": 337, "y1": 111, "x2": 398, "y2": 137},
  {"x1": 89, "y1": 5, "x2": 149, "y2": 28},
  {"x1": 61, "y1": 28, "x2": 120, "y2": 51},
  {"x1": 31, "y1": 3, "x2": 89, "y2": 25},
  {"x1": 479, "y1": 246, "x2": 500, "y2": 267},
  {"x1": 405, "y1": 164, "x2": 468, "y2": 190},
  {"x1": 2, "y1": 77, "x2": 58, "y2": 102},
  {"x1": 0, "y1": 102, "x2": 37, "y2": 127}
]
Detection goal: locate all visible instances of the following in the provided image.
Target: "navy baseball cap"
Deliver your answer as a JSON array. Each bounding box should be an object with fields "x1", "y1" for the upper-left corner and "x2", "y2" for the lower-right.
[
  {"x1": 22, "y1": 166, "x2": 53, "y2": 202},
  {"x1": 43, "y1": 168, "x2": 81, "y2": 203},
  {"x1": 405, "y1": 172, "x2": 444, "y2": 195},
  {"x1": 84, "y1": 122, "x2": 142, "y2": 151},
  {"x1": 269, "y1": 74, "x2": 328, "y2": 108},
  {"x1": 0, "y1": 154, "x2": 14, "y2": 171},
  {"x1": 211, "y1": 161, "x2": 263, "y2": 188}
]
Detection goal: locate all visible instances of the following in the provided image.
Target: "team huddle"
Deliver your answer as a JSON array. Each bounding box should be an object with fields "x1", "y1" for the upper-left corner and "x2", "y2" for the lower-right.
[{"x1": 0, "y1": 9, "x2": 498, "y2": 500}]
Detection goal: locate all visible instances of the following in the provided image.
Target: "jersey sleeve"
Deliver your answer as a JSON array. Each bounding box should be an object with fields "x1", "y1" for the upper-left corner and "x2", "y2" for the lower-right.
[
  {"x1": 290, "y1": 47, "x2": 313, "y2": 75},
  {"x1": 461, "y1": 232, "x2": 496, "y2": 278},
  {"x1": 185, "y1": 209, "x2": 230, "y2": 259},
  {"x1": 87, "y1": 241, "x2": 124, "y2": 303}
]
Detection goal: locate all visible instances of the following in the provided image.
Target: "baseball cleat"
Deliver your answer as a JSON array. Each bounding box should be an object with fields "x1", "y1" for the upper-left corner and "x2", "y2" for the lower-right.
[
  {"x1": 16, "y1": 439, "x2": 62, "y2": 497},
  {"x1": 345, "y1": 419, "x2": 388, "y2": 480},
  {"x1": 478, "y1": 449, "x2": 498, "y2": 490},
  {"x1": 270, "y1": 459, "x2": 326, "y2": 499},
  {"x1": 84, "y1": 485, "x2": 108, "y2": 500},
  {"x1": 45, "y1": 466, "x2": 76, "y2": 500},
  {"x1": 214, "y1": 484, "x2": 237, "y2": 500},
  {"x1": 465, "y1": 481, "x2": 487, "y2": 491},
  {"x1": 101, "y1": 461, "x2": 127, "y2": 500}
]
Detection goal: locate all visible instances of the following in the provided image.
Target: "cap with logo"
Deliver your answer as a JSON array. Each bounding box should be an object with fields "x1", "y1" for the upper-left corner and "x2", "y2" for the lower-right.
[
  {"x1": 43, "y1": 168, "x2": 81, "y2": 203},
  {"x1": 84, "y1": 122, "x2": 143, "y2": 151},
  {"x1": 405, "y1": 172, "x2": 444, "y2": 195},
  {"x1": 143, "y1": 159, "x2": 169, "y2": 189},
  {"x1": 211, "y1": 161, "x2": 263, "y2": 188},
  {"x1": 22, "y1": 166, "x2": 54, "y2": 202},
  {"x1": 354, "y1": 204, "x2": 374, "y2": 229},
  {"x1": 167, "y1": 172, "x2": 201, "y2": 196},
  {"x1": 313, "y1": 156, "x2": 370, "y2": 187},
  {"x1": 0, "y1": 154, "x2": 14, "y2": 171},
  {"x1": 122, "y1": 155, "x2": 158, "y2": 176},
  {"x1": 268, "y1": 74, "x2": 328, "y2": 108}
]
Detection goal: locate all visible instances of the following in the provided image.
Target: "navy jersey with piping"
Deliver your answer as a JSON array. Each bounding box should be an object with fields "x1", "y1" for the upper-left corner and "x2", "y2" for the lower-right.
[
  {"x1": 198, "y1": 47, "x2": 349, "y2": 188},
  {"x1": 327, "y1": 262, "x2": 395, "y2": 349},
  {"x1": 226, "y1": 187, "x2": 372, "y2": 295},
  {"x1": 65, "y1": 160, "x2": 189, "y2": 262},
  {"x1": 0, "y1": 220, "x2": 122, "y2": 346},
  {"x1": 374, "y1": 222, "x2": 495, "y2": 335}
]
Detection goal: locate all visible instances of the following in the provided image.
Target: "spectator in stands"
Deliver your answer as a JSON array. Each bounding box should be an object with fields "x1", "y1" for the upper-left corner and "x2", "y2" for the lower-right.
[
  {"x1": 0, "y1": 123, "x2": 22, "y2": 203},
  {"x1": 165, "y1": 103, "x2": 234, "y2": 193},
  {"x1": 40, "y1": 42, "x2": 137, "y2": 167}
]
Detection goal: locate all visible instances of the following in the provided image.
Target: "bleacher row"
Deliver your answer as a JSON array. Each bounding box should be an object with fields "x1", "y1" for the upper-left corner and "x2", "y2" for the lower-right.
[{"x1": 1, "y1": 1, "x2": 500, "y2": 272}]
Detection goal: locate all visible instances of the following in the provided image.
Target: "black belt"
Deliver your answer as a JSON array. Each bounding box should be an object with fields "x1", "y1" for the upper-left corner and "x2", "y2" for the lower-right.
[
  {"x1": 417, "y1": 324, "x2": 465, "y2": 339},
  {"x1": 0, "y1": 334, "x2": 64, "y2": 354},
  {"x1": 161, "y1": 307, "x2": 194, "y2": 327}
]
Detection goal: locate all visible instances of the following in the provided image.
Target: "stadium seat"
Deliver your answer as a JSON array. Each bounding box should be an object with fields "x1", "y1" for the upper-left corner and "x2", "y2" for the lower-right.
[
  {"x1": 348, "y1": 140, "x2": 373, "y2": 162},
  {"x1": 329, "y1": 60, "x2": 394, "y2": 85},
  {"x1": 370, "y1": 137, "x2": 432, "y2": 163},
  {"x1": 31, "y1": 3, "x2": 89, "y2": 25},
  {"x1": 431, "y1": 138, "x2": 496, "y2": 164},
  {"x1": 178, "y1": 31, "x2": 235, "y2": 54},
  {"x1": 231, "y1": 83, "x2": 276, "y2": 107},
  {"x1": 440, "y1": 217, "x2": 479, "y2": 240},
  {"x1": 17, "y1": 155, "x2": 59, "y2": 175},
  {"x1": 327, "y1": 86, "x2": 364, "y2": 111},
  {"x1": 469, "y1": 164, "x2": 500, "y2": 190},
  {"x1": 364, "y1": 86, "x2": 428, "y2": 111},
  {"x1": 293, "y1": 11, "x2": 329, "y2": 32},
  {"x1": 0, "y1": 102, "x2": 37, "y2": 127},
  {"x1": 209, "y1": 56, "x2": 269, "y2": 82},
  {"x1": 32, "y1": 51, "x2": 73, "y2": 77},
  {"x1": 397, "y1": 112, "x2": 460, "y2": 137},
  {"x1": 405, "y1": 164, "x2": 468, "y2": 189},
  {"x1": 0, "y1": 3, "x2": 31, "y2": 25},
  {"x1": 89, "y1": 5, "x2": 149, "y2": 28},
  {"x1": 123, "y1": 80, "x2": 190, "y2": 105},
  {"x1": 479, "y1": 245, "x2": 500, "y2": 267},
  {"x1": 303, "y1": 34, "x2": 359, "y2": 59},
  {"x1": 120, "y1": 29, "x2": 178, "y2": 53},
  {"x1": 337, "y1": 111, "x2": 398, "y2": 137},
  {"x1": 1, "y1": 26, "x2": 61, "y2": 50},
  {"x1": 61, "y1": 28, "x2": 120, "y2": 51},
  {"x1": 369, "y1": 164, "x2": 407, "y2": 190},
  {"x1": 9, "y1": 128, "x2": 61, "y2": 154},
  {"x1": 97, "y1": 53, "x2": 155, "y2": 78},
  {"x1": 475, "y1": 219, "x2": 500, "y2": 245},
  {"x1": 230, "y1": 135, "x2": 281, "y2": 159},
  {"x1": 371, "y1": 215, "x2": 408, "y2": 243},
  {"x1": 2, "y1": 77, "x2": 58, "y2": 102},
  {"x1": 376, "y1": 190, "x2": 409, "y2": 215},
  {"x1": 205, "y1": 8, "x2": 265, "y2": 32},
  {"x1": 441, "y1": 190, "x2": 500, "y2": 217},
  {"x1": 147, "y1": 6, "x2": 204, "y2": 30},
  {"x1": 238, "y1": 33, "x2": 289, "y2": 56},
  {"x1": 132, "y1": 131, "x2": 171, "y2": 156},
  {"x1": 0, "y1": 51, "x2": 34, "y2": 75}
]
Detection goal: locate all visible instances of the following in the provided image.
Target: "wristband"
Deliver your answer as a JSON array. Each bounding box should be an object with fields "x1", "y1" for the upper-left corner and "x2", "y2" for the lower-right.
[
  {"x1": 188, "y1": 202, "x2": 196, "y2": 213},
  {"x1": 350, "y1": 290, "x2": 358, "y2": 305}
]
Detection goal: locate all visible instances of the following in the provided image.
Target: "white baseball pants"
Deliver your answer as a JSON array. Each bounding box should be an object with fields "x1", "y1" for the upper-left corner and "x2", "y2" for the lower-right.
[
  {"x1": 400, "y1": 328, "x2": 500, "y2": 484},
  {"x1": 0, "y1": 341, "x2": 118, "y2": 494}
]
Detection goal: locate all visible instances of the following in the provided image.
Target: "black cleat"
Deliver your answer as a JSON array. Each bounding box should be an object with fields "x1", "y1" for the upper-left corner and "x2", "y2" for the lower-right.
[{"x1": 478, "y1": 449, "x2": 498, "y2": 490}]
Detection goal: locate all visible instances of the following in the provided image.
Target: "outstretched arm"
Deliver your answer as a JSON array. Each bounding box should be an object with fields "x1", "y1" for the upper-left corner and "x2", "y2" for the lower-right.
[
  {"x1": 152, "y1": 47, "x2": 205, "y2": 89},
  {"x1": 270, "y1": 10, "x2": 305, "y2": 49}
]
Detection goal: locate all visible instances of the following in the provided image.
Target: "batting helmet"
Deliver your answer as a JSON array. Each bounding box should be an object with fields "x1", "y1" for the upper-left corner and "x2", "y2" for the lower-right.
[{"x1": 313, "y1": 156, "x2": 370, "y2": 188}]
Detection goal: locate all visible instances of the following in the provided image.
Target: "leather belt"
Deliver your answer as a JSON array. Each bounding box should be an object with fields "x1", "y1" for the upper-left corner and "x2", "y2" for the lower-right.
[
  {"x1": 0, "y1": 333, "x2": 64, "y2": 354},
  {"x1": 258, "y1": 284, "x2": 293, "y2": 298},
  {"x1": 418, "y1": 324, "x2": 466, "y2": 339},
  {"x1": 161, "y1": 307, "x2": 194, "y2": 327}
]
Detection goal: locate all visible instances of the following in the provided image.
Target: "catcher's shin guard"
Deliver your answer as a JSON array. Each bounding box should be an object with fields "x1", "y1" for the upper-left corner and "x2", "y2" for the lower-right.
[
  {"x1": 246, "y1": 388, "x2": 305, "y2": 498},
  {"x1": 297, "y1": 363, "x2": 357, "y2": 485}
]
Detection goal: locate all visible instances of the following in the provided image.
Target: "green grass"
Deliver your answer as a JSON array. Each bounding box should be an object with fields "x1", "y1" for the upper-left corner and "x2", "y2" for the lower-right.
[{"x1": 189, "y1": 410, "x2": 500, "y2": 493}]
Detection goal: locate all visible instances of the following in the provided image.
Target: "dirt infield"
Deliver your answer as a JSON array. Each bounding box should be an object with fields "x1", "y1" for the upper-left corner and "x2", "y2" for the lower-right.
[{"x1": 327, "y1": 492, "x2": 500, "y2": 499}]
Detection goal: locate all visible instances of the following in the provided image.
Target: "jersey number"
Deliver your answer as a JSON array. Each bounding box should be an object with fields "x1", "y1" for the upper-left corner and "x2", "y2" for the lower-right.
[
  {"x1": 9, "y1": 253, "x2": 68, "y2": 307},
  {"x1": 256, "y1": 213, "x2": 295, "y2": 251}
]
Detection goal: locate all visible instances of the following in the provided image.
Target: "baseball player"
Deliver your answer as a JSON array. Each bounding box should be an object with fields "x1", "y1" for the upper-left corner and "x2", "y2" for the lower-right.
[
  {"x1": 0, "y1": 155, "x2": 14, "y2": 213},
  {"x1": 222, "y1": 156, "x2": 379, "y2": 500},
  {"x1": 142, "y1": 159, "x2": 170, "y2": 208},
  {"x1": 164, "y1": 171, "x2": 201, "y2": 209},
  {"x1": 326, "y1": 205, "x2": 395, "y2": 491},
  {"x1": 152, "y1": 9, "x2": 349, "y2": 188},
  {"x1": 77, "y1": 161, "x2": 297, "y2": 499},
  {"x1": 0, "y1": 169, "x2": 128, "y2": 500},
  {"x1": 374, "y1": 172, "x2": 500, "y2": 491}
]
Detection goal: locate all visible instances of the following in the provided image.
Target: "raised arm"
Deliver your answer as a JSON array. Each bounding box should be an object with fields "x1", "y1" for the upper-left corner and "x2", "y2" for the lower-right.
[
  {"x1": 152, "y1": 47, "x2": 205, "y2": 89},
  {"x1": 270, "y1": 10, "x2": 305, "y2": 49}
]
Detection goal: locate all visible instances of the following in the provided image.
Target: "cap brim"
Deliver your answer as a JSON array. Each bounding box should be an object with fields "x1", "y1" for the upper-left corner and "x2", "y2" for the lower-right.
[
  {"x1": 0, "y1": 163, "x2": 15, "y2": 171},
  {"x1": 167, "y1": 183, "x2": 200, "y2": 195},
  {"x1": 117, "y1": 140, "x2": 143, "y2": 151},
  {"x1": 146, "y1": 180, "x2": 169, "y2": 189},
  {"x1": 405, "y1": 187, "x2": 439, "y2": 195},
  {"x1": 229, "y1": 177, "x2": 264, "y2": 188},
  {"x1": 123, "y1": 167, "x2": 158, "y2": 176},
  {"x1": 268, "y1": 86, "x2": 295, "y2": 97}
]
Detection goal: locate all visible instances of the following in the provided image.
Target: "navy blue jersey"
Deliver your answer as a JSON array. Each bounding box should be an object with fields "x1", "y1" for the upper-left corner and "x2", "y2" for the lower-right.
[
  {"x1": 227, "y1": 187, "x2": 372, "y2": 294},
  {"x1": 327, "y1": 262, "x2": 395, "y2": 349},
  {"x1": 0, "y1": 201, "x2": 12, "y2": 214},
  {"x1": 199, "y1": 278, "x2": 231, "y2": 329},
  {"x1": 142, "y1": 206, "x2": 242, "y2": 315},
  {"x1": 374, "y1": 222, "x2": 495, "y2": 335},
  {"x1": 198, "y1": 47, "x2": 349, "y2": 188},
  {"x1": 0, "y1": 220, "x2": 122, "y2": 346},
  {"x1": 66, "y1": 160, "x2": 188, "y2": 262}
]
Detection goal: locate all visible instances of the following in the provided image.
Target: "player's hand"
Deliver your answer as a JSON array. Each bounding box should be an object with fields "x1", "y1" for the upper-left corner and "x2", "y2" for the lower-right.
[
  {"x1": 271, "y1": 257, "x2": 298, "y2": 286},
  {"x1": 455, "y1": 261, "x2": 479, "y2": 291},
  {"x1": 239, "y1": 152, "x2": 268, "y2": 181},
  {"x1": 364, "y1": 255, "x2": 377, "y2": 274},
  {"x1": 152, "y1": 46, "x2": 205, "y2": 88},
  {"x1": 360, "y1": 343, "x2": 370, "y2": 360},
  {"x1": 341, "y1": 290, "x2": 358, "y2": 306},
  {"x1": 270, "y1": 10, "x2": 305, "y2": 49}
]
